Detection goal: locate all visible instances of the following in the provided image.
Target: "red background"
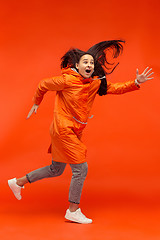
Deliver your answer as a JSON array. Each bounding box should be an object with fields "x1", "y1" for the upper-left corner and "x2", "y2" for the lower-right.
[{"x1": 0, "y1": 0, "x2": 160, "y2": 239}]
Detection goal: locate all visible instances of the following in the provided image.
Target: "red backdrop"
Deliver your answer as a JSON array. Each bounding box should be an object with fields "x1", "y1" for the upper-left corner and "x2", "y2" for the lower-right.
[{"x1": 1, "y1": 0, "x2": 160, "y2": 211}]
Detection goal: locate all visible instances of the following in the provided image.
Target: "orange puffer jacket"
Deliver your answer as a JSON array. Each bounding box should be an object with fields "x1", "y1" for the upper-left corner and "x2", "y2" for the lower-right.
[{"x1": 33, "y1": 68, "x2": 139, "y2": 164}]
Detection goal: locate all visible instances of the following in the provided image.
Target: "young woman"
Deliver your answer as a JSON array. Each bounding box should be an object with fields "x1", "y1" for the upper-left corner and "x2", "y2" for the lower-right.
[{"x1": 8, "y1": 40, "x2": 154, "y2": 224}]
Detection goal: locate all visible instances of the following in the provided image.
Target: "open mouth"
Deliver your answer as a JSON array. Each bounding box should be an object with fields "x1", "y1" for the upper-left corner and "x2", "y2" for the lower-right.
[{"x1": 85, "y1": 69, "x2": 91, "y2": 73}]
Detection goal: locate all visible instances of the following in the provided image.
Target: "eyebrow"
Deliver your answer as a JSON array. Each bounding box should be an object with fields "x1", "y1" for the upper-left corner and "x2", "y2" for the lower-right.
[{"x1": 83, "y1": 59, "x2": 94, "y2": 61}]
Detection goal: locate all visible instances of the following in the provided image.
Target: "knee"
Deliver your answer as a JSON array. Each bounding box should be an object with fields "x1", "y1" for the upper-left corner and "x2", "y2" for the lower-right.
[
  {"x1": 81, "y1": 162, "x2": 88, "y2": 179},
  {"x1": 71, "y1": 162, "x2": 88, "y2": 180},
  {"x1": 50, "y1": 162, "x2": 66, "y2": 176}
]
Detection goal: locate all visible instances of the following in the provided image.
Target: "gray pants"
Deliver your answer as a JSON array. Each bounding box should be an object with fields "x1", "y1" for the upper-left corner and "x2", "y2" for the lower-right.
[{"x1": 26, "y1": 161, "x2": 88, "y2": 204}]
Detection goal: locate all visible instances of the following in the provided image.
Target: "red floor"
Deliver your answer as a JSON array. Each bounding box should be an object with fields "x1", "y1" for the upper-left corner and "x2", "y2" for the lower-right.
[
  {"x1": 1, "y1": 186, "x2": 160, "y2": 240},
  {"x1": 1, "y1": 204, "x2": 160, "y2": 240}
]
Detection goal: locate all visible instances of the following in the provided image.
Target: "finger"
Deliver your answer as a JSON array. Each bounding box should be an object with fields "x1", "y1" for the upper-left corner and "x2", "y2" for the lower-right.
[
  {"x1": 26, "y1": 111, "x2": 32, "y2": 119},
  {"x1": 136, "y1": 68, "x2": 139, "y2": 76},
  {"x1": 146, "y1": 72, "x2": 154, "y2": 78},
  {"x1": 34, "y1": 105, "x2": 39, "y2": 114},
  {"x1": 142, "y1": 67, "x2": 149, "y2": 75},
  {"x1": 145, "y1": 68, "x2": 152, "y2": 76},
  {"x1": 146, "y1": 77, "x2": 154, "y2": 80},
  {"x1": 26, "y1": 108, "x2": 34, "y2": 119}
]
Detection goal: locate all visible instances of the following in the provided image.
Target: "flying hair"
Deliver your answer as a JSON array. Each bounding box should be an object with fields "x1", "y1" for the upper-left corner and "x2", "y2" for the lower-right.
[
  {"x1": 60, "y1": 40, "x2": 125, "y2": 96},
  {"x1": 87, "y1": 40, "x2": 125, "y2": 75}
]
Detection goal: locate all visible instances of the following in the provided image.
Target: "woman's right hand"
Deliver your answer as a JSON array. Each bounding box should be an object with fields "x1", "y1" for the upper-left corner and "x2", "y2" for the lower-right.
[{"x1": 26, "y1": 104, "x2": 39, "y2": 119}]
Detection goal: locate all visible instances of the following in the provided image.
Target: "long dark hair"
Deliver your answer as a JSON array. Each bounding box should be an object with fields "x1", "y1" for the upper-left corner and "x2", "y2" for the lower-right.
[{"x1": 61, "y1": 40, "x2": 125, "y2": 96}]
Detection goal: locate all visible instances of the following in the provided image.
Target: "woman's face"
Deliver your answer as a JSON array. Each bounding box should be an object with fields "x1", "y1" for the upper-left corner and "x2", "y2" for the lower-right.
[{"x1": 76, "y1": 54, "x2": 94, "y2": 78}]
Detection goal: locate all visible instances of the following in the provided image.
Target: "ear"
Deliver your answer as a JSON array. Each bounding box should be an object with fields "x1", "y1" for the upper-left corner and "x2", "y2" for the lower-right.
[{"x1": 76, "y1": 63, "x2": 79, "y2": 69}]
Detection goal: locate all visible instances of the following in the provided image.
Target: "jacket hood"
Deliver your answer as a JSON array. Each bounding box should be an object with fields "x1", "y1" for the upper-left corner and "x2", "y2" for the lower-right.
[{"x1": 61, "y1": 67, "x2": 84, "y2": 79}]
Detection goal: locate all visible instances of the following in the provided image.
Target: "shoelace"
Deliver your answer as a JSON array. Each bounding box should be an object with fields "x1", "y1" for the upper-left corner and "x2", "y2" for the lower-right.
[{"x1": 75, "y1": 209, "x2": 86, "y2": 219}]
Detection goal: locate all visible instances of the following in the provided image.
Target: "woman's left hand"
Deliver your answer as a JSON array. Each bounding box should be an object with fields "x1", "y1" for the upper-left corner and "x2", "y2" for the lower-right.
[{"x1": 136, "y1": 67, "x2": 154, "y2": 84}]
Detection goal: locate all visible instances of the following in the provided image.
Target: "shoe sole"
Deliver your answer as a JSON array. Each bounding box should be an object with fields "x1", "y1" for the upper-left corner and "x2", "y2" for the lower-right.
[{"x1": 65, "y1": 214, "x2": 92, "y2": 224}]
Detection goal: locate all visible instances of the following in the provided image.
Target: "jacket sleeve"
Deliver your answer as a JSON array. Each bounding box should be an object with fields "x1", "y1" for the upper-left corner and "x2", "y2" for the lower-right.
[
  {"x1": 107, "y1": 80, "x2": 140, "y2": 94},
  {"x1": 33, "y1": 75, "x2": 65, "y2": 105}
]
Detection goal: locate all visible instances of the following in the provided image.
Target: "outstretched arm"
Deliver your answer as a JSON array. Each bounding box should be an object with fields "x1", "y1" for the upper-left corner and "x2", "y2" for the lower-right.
[{"x1": 107, "y1": 67, "x2": 154, "y2": 94}]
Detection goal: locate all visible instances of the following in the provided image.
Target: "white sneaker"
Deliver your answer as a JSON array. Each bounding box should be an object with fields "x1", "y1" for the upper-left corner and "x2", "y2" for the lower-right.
[
  {"x1": 8, "y1": 178, "x2": 24, "y2": 200},
  {"x1": 65, "y1": 208, "x2": 92, "y2": 224}
]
